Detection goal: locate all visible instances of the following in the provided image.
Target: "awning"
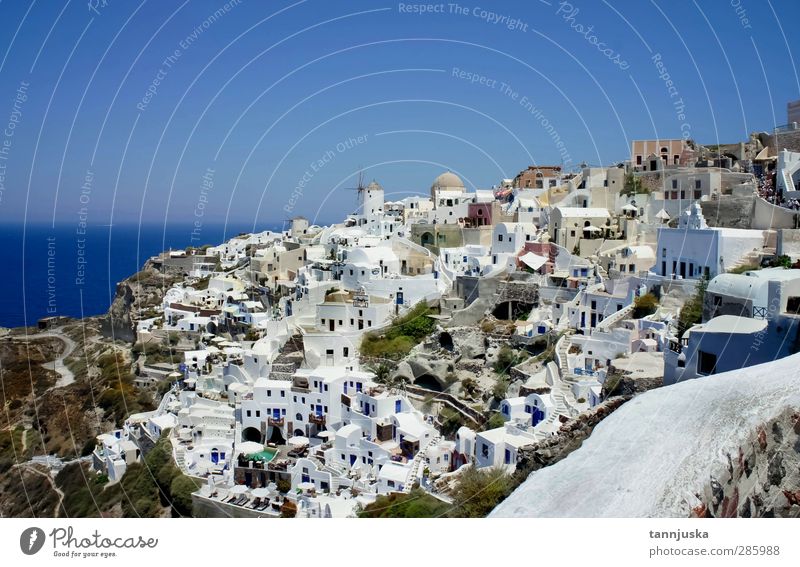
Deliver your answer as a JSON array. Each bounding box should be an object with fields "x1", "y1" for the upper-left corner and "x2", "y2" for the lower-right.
[
  {"x1": 287, "y1": 436, "x2": 310, "y2": 448},
  {"x1": 519, "y1": 252, "x2": 548, "y2": 270}
]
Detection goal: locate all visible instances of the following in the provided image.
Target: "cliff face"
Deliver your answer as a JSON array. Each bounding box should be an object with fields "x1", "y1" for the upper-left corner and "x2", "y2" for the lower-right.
[
  {"x1": 102, "y1": 258, "x2": 182, "y2": 342},
  {"x1": 491, "y1": 353, "x2": 800, "y2": 518}
]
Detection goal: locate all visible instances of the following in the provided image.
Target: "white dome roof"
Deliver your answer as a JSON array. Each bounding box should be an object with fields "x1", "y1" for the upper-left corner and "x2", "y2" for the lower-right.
[
  {"x1": 430, "y1": 171, "x2": 465, "y2": 195},
  {"x1": 366, "y1": 180, "x2": 383, "y2": 191}
]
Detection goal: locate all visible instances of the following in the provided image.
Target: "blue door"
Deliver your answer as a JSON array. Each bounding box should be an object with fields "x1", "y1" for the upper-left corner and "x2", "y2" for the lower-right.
[
  {"x1": 395, "y1": 400, "x2": 401, "y2": 413},
  {"x1": 349, "y1": 455, "x2": 357, "y2": 466},
  {"x1": 210, "y1": 450, "x2": 219, "y2": 464}
]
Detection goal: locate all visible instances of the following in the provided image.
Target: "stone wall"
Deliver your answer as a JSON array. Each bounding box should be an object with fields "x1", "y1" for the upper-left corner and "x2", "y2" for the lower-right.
[
  {"x1": 514, "y1": 397, "x2": 630, "y2": 475},
  {"x1": 777, "y1": 229, "x2": 800, "y2": 260},
  {"x1": 496, "y1": 281, "x2": 539, "y2": 305},
  {"x1": 691, "y1": 407, "x2": 800, "y2": 518}
]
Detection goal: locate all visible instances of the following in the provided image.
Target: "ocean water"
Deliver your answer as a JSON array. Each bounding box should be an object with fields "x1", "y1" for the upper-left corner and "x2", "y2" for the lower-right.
[{"x1": 0, "y1": 222, "x2": 282, "y2": 328}]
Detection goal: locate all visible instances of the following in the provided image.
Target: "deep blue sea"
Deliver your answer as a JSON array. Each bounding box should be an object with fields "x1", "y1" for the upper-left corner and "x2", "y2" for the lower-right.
[{"x1": 0, "y1": 222, "x2": 282, "y2": 328}]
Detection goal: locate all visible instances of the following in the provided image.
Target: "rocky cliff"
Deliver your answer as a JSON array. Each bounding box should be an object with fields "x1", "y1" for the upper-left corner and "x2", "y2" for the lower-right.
[{"x1": 102, "y1": 258, "x2": 182, "y2": 342}]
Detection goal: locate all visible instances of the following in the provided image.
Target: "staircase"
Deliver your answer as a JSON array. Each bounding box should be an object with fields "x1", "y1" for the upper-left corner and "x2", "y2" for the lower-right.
[
  {"x1": 270, "y1": 335, "x2": 305, "y2": 380},
  {"x1": 174, "y1": 445, "x2": 188, "y2": 473},
  {"x1": 402, "y1": 436, "x2": 440, "y2": 493}
]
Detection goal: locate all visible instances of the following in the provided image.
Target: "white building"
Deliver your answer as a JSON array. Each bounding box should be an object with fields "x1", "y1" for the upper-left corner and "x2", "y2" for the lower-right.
[{"x1": 654, "y1": 204, "x2": 765, "y2": 279}]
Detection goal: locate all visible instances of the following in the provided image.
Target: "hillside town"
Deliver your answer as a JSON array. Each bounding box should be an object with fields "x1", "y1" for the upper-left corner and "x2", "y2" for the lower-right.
[{"x1": 86, "y1": 101, "x2": 800, "y2": 518}]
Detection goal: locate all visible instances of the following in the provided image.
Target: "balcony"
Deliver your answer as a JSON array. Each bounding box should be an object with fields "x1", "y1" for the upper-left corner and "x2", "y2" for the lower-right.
[
  {"x1": 268, "y1": 417, "x2": 284, "y2": 427},
  {"x1": 309, "y1": 413, "x2": 326, "y2": 426}
]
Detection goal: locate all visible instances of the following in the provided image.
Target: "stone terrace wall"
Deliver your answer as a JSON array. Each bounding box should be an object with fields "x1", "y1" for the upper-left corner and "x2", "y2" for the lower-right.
[{"x1": 691, "y1": 407, "x2": 800, "y2": 518}]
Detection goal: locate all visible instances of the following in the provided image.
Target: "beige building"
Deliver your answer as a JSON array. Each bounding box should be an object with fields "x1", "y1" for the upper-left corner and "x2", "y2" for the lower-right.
[
  {"x1": 514, "y1": 165, "x2": 563, "y2": 189},
  {"x1": 251, "y1": 242, "x2": 307, "y2": 285},
  {"x1": 630, "y1": 139, "x2": 689, "y2": 171}
]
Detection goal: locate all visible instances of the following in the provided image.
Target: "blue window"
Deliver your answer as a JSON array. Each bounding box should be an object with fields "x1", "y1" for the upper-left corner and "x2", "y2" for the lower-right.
[{"x1": 504, "y1": 449, "x2": 511, "y2": 464}]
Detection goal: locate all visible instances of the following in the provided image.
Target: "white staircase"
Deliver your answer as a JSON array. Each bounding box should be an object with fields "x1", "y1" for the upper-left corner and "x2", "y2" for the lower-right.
[{"x1": 402, "y1": 436, "x2": 440, "y2": 493}]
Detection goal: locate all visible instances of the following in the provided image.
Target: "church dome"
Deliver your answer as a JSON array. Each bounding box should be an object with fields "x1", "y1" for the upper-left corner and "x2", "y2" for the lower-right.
[{"x1": 430, "y1": 171, "x2": 465, "y2": 199}]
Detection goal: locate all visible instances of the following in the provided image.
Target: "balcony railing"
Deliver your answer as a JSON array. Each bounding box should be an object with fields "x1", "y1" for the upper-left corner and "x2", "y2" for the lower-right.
[
  {"x1": 268, "y1": 417, "x2": 284, "y2": 427},
  {"x1": 309, "y1": 413, "x2": 326, "y2": 425}
]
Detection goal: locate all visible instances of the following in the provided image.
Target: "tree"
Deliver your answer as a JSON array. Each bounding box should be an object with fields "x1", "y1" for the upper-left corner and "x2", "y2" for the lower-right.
[
  {"x1": 621, "y1": 173, "x2": 648, "y2": 196},
  {"x1": 170, "y1": 475, "x2": 200, "y2": 516},
  {"x1": 678, "y1": 275, "x2": 708, "y2": 337}
]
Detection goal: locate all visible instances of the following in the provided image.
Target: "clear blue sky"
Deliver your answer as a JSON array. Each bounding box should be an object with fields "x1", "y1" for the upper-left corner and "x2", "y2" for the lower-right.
[{"x1": 0, "y1": 0, "x2": 797, "y2": 227}]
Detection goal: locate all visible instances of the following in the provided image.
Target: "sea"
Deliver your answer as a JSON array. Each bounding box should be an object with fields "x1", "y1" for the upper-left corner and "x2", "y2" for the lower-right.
[{"x1": 0, "y1": 222, "x2": 283, "y2": 329}]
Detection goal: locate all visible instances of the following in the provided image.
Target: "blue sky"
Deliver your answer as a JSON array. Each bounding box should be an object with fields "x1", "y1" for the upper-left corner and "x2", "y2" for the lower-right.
[{"x1": 0, "y1": 0, "x2": 797, "y2": 228}]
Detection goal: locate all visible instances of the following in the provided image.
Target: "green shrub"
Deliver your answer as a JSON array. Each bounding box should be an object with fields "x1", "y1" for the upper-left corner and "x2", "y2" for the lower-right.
[
  {"x1": 484, "y1": 412, "x2": 506, "y2": 430},
  {"x1": 449, "y1": 466, "x2": 514, "y2": 518},
  {"x1": 492, "y1": 377, "x2": 510, "y2": 400},
  {"x1": 359, "y1": 303, "x2": 437, "y2": 360},
  {"x1": 277, "y1": 478, "x2": 291, "y2": 494},
  {"x1": 493, "y1": 346, "x2": 518, "y2": 374},
  {"x1": 358, "y1": 488, "x2": 450, "y2": 518},
  {"x1": 632, "y1": 293, "x2": 658, "y2": 318}
]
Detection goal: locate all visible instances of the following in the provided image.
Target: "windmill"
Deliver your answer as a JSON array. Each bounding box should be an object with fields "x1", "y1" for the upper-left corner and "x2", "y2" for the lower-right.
[{"x1": 340, "y1": 168, "x2": 368, "y2": 221}]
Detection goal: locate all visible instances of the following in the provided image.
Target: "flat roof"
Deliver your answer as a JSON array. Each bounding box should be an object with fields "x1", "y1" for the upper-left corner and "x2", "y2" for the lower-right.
[{"x1": 693, "y1": 315, "x2": 767, "y2": 335}]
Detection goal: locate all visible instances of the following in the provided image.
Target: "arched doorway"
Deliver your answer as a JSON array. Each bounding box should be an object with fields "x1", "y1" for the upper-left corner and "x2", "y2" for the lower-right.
[
  {"x1": 415, "y1": 373, "x2": 444, "y2": 392},
  {"x1": 491, "y1": 301, "x2": 535, "y2": 321},
  {"x1": 439, "y1": 332, "x2": 454, "y2": 352},
  {"x1": 421, "y1": 232, "x2": 434, "y2": 247},
  {"x1": 267, "y1": 426, "x2": 285, "y2": 445},
  {"x1": 242, "y1": 427, "x2": 262, "y2": 443}
]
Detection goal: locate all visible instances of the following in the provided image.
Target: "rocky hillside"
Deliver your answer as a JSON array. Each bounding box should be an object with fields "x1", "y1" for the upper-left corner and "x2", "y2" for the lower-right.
[
  {"x1": 491, "y1": 354, "x2": 800, "y2": 518},
  {"x1": 103, "y1": 257, "x2": 183, "y2": 342}
]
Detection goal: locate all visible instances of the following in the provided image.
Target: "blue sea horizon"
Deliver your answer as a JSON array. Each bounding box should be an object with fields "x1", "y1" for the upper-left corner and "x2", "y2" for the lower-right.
[{"x1": 0, "y1": 221, "x2": 286, "y2": 328}]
